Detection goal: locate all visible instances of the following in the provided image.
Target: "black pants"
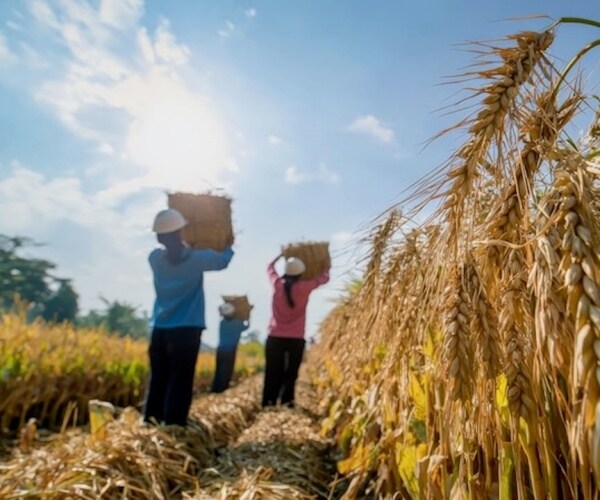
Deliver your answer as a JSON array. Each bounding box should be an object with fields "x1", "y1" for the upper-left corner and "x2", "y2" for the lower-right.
[
  {"x1": 211, "y1": 348, "x2": 237, "y2": 393},
  {"x1": 143, "y1": 326, "x2": 202, "y2": 426},
  {"x1": 261, "y1": 336, "x2": 306, "y2": 407}
]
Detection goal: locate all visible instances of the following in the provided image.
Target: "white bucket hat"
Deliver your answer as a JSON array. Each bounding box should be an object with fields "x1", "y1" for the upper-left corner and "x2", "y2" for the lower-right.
[
  {"x1": 152, "y1": 208, "x2": 187, "y2": 234},
  {"x1": 219, "y1": 302, "x2": 236, "y2": 317},
  {"x1": 285, "y1": 257, "x2": 306, "y2": 277}
]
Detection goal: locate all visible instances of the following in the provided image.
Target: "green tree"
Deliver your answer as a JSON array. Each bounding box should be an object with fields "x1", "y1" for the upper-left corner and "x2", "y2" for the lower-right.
[
  {"x1": 78, "y1": 298, "x2": 149, "y2": 339},
  {"x1": 42, "y1": 280, "x2": 79, "y2": 323},
  {"x1": 0, "y1": 235, "x2": 54, "y2": 308},
  {"x1": 0, "y1": 235, "x2": 79, "y2": 321}
]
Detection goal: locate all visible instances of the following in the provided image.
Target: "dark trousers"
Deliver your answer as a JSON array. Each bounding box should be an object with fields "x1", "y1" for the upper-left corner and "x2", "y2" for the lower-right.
[
  {"x1": 211, "y1": 348, "x2": 237, "y2": 393},
  {"x1": 143, "y1": 326, "x2": 202, "y2": 426},
  {"x1": 261, "y1": 336, "x2": 306, "y2": 407}
]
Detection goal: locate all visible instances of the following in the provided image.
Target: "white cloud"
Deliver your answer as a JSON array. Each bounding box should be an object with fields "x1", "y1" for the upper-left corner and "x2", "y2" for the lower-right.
[
  {"x1": 284, "y1": 163, "x2": 340, "y2": 185},
  {"x1": 137, "y1": 27, "x2": 155, "y2": 64},
  {"x1": 226, "y1": 159, "x2": 240, "y2": 173},
  {"x1": 218, "y1": 20, "x2": 236, "y2": 38},
  {"x1": 268, "y1": 135, "x2": 282, "y2": 145},
  {"x1": 347, "y1": 114, "x2": 394, "y2": 143},
  {"x1": 284, "y1": 165, "x2": 309, "y2": 184},
  {"x1": 19, "y1": 42, "x2": 48, "y2": 68},
  {"x1": 138, "y1": 21, "x2": 191, "y2": 67},
  {"x1": 98, "y1": 142, "x2": 114, "y2": 155},
  {"x1": 30, "y1": 1, "x2": 128, "y2": 79},
  {"x1": 29, "y1": 0, "x2": 61, "y2": 31},
  {"x1": 317, "y1": 163, "x2": 340, "y2": 184},
  {"x1": 48, "y1": 1, "x2": 109, "y2": 42},
  {"x1": 24, "y1": 1, "x2": 230, "y2": 192},
  {"x1": 154, "y1": 19, "x2": 190, "y2": 65},
  {"x1": 6, "y1": 21, "x2": 21, "y2": 31},
  {"x1": 0, "y1": 164, "x2": 160, "y2": 311},
  {"x1": 0, "y1": 2, "x2": 258, "y2": 321},
  {"x1": 99, "y1": 0, "x2": 144, "y2": 30},
  {"x1": 0, "y1": 166, "x2": 100, "y2": 230},
  {"x1": 0, "y1": 30, "x2": 15, "y2": 62},
  {"x1": 245, "y1": 8, "x2": 257, "y2": 18}
]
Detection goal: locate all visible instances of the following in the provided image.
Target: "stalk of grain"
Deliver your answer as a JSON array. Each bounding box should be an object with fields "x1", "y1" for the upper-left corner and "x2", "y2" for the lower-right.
[
  {"x1": 484, "y1": 90, "x2": 579, "y2": 275},
  {"x1": 442, "y1": 265, "x2": 474, "y2": 404},
  {"x1": 554, "y1": 165, "x2": 600, "y2": 485},
  {"x1": 443, "y1": 31, "x2": 554, "y2": 248},
  {"x1": 528, "y1": 185, "x2": 576, "y2": 377},
  {"x1": 466, "y1": 261, "x2": 501, "y2": 380},
  {"x1": 498, "y1": 251, "x2": 535, "y2": 420},
  {"x1": 312, "y1": 20, "x2": 600, "y2": 499}
]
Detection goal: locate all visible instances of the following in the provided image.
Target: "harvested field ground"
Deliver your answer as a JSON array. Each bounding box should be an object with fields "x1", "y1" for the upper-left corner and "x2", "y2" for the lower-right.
[{"x1": 0, "y1": 369, "x2": 343, "y2": 499}]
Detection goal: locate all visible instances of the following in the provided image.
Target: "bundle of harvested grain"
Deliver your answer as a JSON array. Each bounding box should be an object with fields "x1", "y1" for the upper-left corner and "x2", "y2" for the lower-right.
[
  {"x1": 167, "y1": 192, "x2": 233, "y2": 252},
  {"x1": 222, "y1": 295, "x2": 253, "y2": 321},
  {"x1": 281, "y1": 241, "x2": 331, "y2": 280}
]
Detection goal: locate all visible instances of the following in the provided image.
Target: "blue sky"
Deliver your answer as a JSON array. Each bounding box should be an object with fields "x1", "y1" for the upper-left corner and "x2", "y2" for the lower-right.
[{"x1": 0, "y1": 1, "x2": 599, "y2": 346}]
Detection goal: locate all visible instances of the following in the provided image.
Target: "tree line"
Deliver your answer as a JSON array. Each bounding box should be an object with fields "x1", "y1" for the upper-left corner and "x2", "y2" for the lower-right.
[{"x1": 0, "y1": 234, "x2": 149, "y2": 339}]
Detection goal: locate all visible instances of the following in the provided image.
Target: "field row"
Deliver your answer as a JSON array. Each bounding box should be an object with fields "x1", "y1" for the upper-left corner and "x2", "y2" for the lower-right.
[
  {"x1": 0, "y1": 370, "x2": 340, "y2": 499},
  {"x1": 0, "y1": 314, "x2": 263, "y2": 433}
]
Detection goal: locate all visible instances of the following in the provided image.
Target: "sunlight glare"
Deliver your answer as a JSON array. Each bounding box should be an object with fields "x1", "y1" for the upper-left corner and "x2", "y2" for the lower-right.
[{"x1": 126, "y1": 97, "x2": 229, "y2": 191}]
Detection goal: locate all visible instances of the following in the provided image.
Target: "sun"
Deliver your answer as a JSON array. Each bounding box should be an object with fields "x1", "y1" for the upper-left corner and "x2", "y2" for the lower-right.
[{"x1": 126, "y1": 96, "x2": 229, "y2": 191}]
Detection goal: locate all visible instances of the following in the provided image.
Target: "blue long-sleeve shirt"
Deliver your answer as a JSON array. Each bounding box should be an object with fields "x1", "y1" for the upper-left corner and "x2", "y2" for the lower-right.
[
  {"x1": 218, "y1": 318, "x2": 249, "y2": 351},
  {"x1": 149, "y1": 246, "x2": 234, "y2": 329}
]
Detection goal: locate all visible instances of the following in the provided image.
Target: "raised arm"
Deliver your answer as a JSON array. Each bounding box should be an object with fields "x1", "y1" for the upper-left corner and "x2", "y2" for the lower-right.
[
  {"x1": 305, "y1": 264, "x2": 330, "y2": 291},
  {"x1": 194, "y1": 246, "x2": 234, "y2": 271},
  {"x1": 267, "y1": 254, "x2": 282, "y2": 284},
  {"x1": 310, "y1": 270, "x2": 330, "y2": 288}
]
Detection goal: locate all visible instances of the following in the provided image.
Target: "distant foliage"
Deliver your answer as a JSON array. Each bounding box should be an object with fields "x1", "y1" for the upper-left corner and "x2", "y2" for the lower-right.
[
  {"x1": 78, "y1": 298, "x2": 150, "y2": 339},
  {"x1": 0, "y1": 313, "x2": 264, "y2": 434},
  {"x1": 0, "y1": 235, "x2": 79, "y2": 322}
]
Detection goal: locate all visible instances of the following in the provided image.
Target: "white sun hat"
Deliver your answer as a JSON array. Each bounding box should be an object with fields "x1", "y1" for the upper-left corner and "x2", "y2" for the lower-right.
[
  {"x1": 284, "y1": 257, "x2": 306, "y2": 277},
  {"x1": 219, "y1": 302, "x2": 236, "y2": 317},
  {"x1": 152, "y1": 208, "x2": 188, "y2": 234}
]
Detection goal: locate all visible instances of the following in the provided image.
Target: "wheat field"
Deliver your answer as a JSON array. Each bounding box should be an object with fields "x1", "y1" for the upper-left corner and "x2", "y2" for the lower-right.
[
  {"x1": 314, "y1": 20, "x2": 600, "y2": 499},
  {"x1": 0, "y1": 313, "x2": 263, "y2": 434},
  {"x1": 2, "y1": 17, "x2": 600, "y2": 500}
]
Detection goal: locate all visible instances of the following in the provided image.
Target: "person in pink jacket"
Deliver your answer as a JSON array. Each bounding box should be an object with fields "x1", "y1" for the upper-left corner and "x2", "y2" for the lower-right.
[{"x1": 262, "y1": 254, "x2": 329, "y2": 407}]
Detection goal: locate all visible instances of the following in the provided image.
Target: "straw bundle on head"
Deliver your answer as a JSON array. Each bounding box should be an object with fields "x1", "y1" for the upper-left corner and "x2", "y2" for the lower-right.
[
  {"x1": 222, "y1": 295, "x2": 253, "y2": 321},
  {"x1": 282, "y1": 241, "x2": 331, "y2": 280},
  {"x1": 167, "y1": 192, "x2": 233, "y2": 251}
]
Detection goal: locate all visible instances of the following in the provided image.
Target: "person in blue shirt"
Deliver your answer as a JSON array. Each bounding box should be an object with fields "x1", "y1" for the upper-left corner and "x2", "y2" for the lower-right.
[
  {"x1": 211, "y1": 302, "x2": 249, "y2": 393},
  {"x1": 143, "y1": 208, "x2": 234, "y2": 426}
]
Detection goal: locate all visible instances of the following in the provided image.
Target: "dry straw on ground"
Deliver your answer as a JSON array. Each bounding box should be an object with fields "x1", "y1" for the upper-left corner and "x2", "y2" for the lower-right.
[
  {"x1": 1, "y1": 372, "x2": 340, "y2": 499},
  {"x1": 168, "y1": 192, "x2": 233, "y2": 251},
  {"x1": 0, "y1": 377, "x2": 264, "y2": 499}
]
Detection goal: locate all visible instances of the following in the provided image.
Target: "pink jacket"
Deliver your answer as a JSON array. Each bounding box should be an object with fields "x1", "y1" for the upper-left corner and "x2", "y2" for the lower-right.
[{"x1": 267, "y1": 262, "x2": 329, "y2": 339}]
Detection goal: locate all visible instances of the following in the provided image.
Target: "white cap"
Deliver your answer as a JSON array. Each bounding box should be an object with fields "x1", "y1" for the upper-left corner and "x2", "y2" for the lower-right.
[
  {"x1": 219, "y1": 303, "x2": 235, "y2": 317},
  {"x1": 152, "y1": 209, "x2": 187, "y2": 234},
  {"x1": 284, "y1": 257, "x2": 306, "y2": 276}
]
